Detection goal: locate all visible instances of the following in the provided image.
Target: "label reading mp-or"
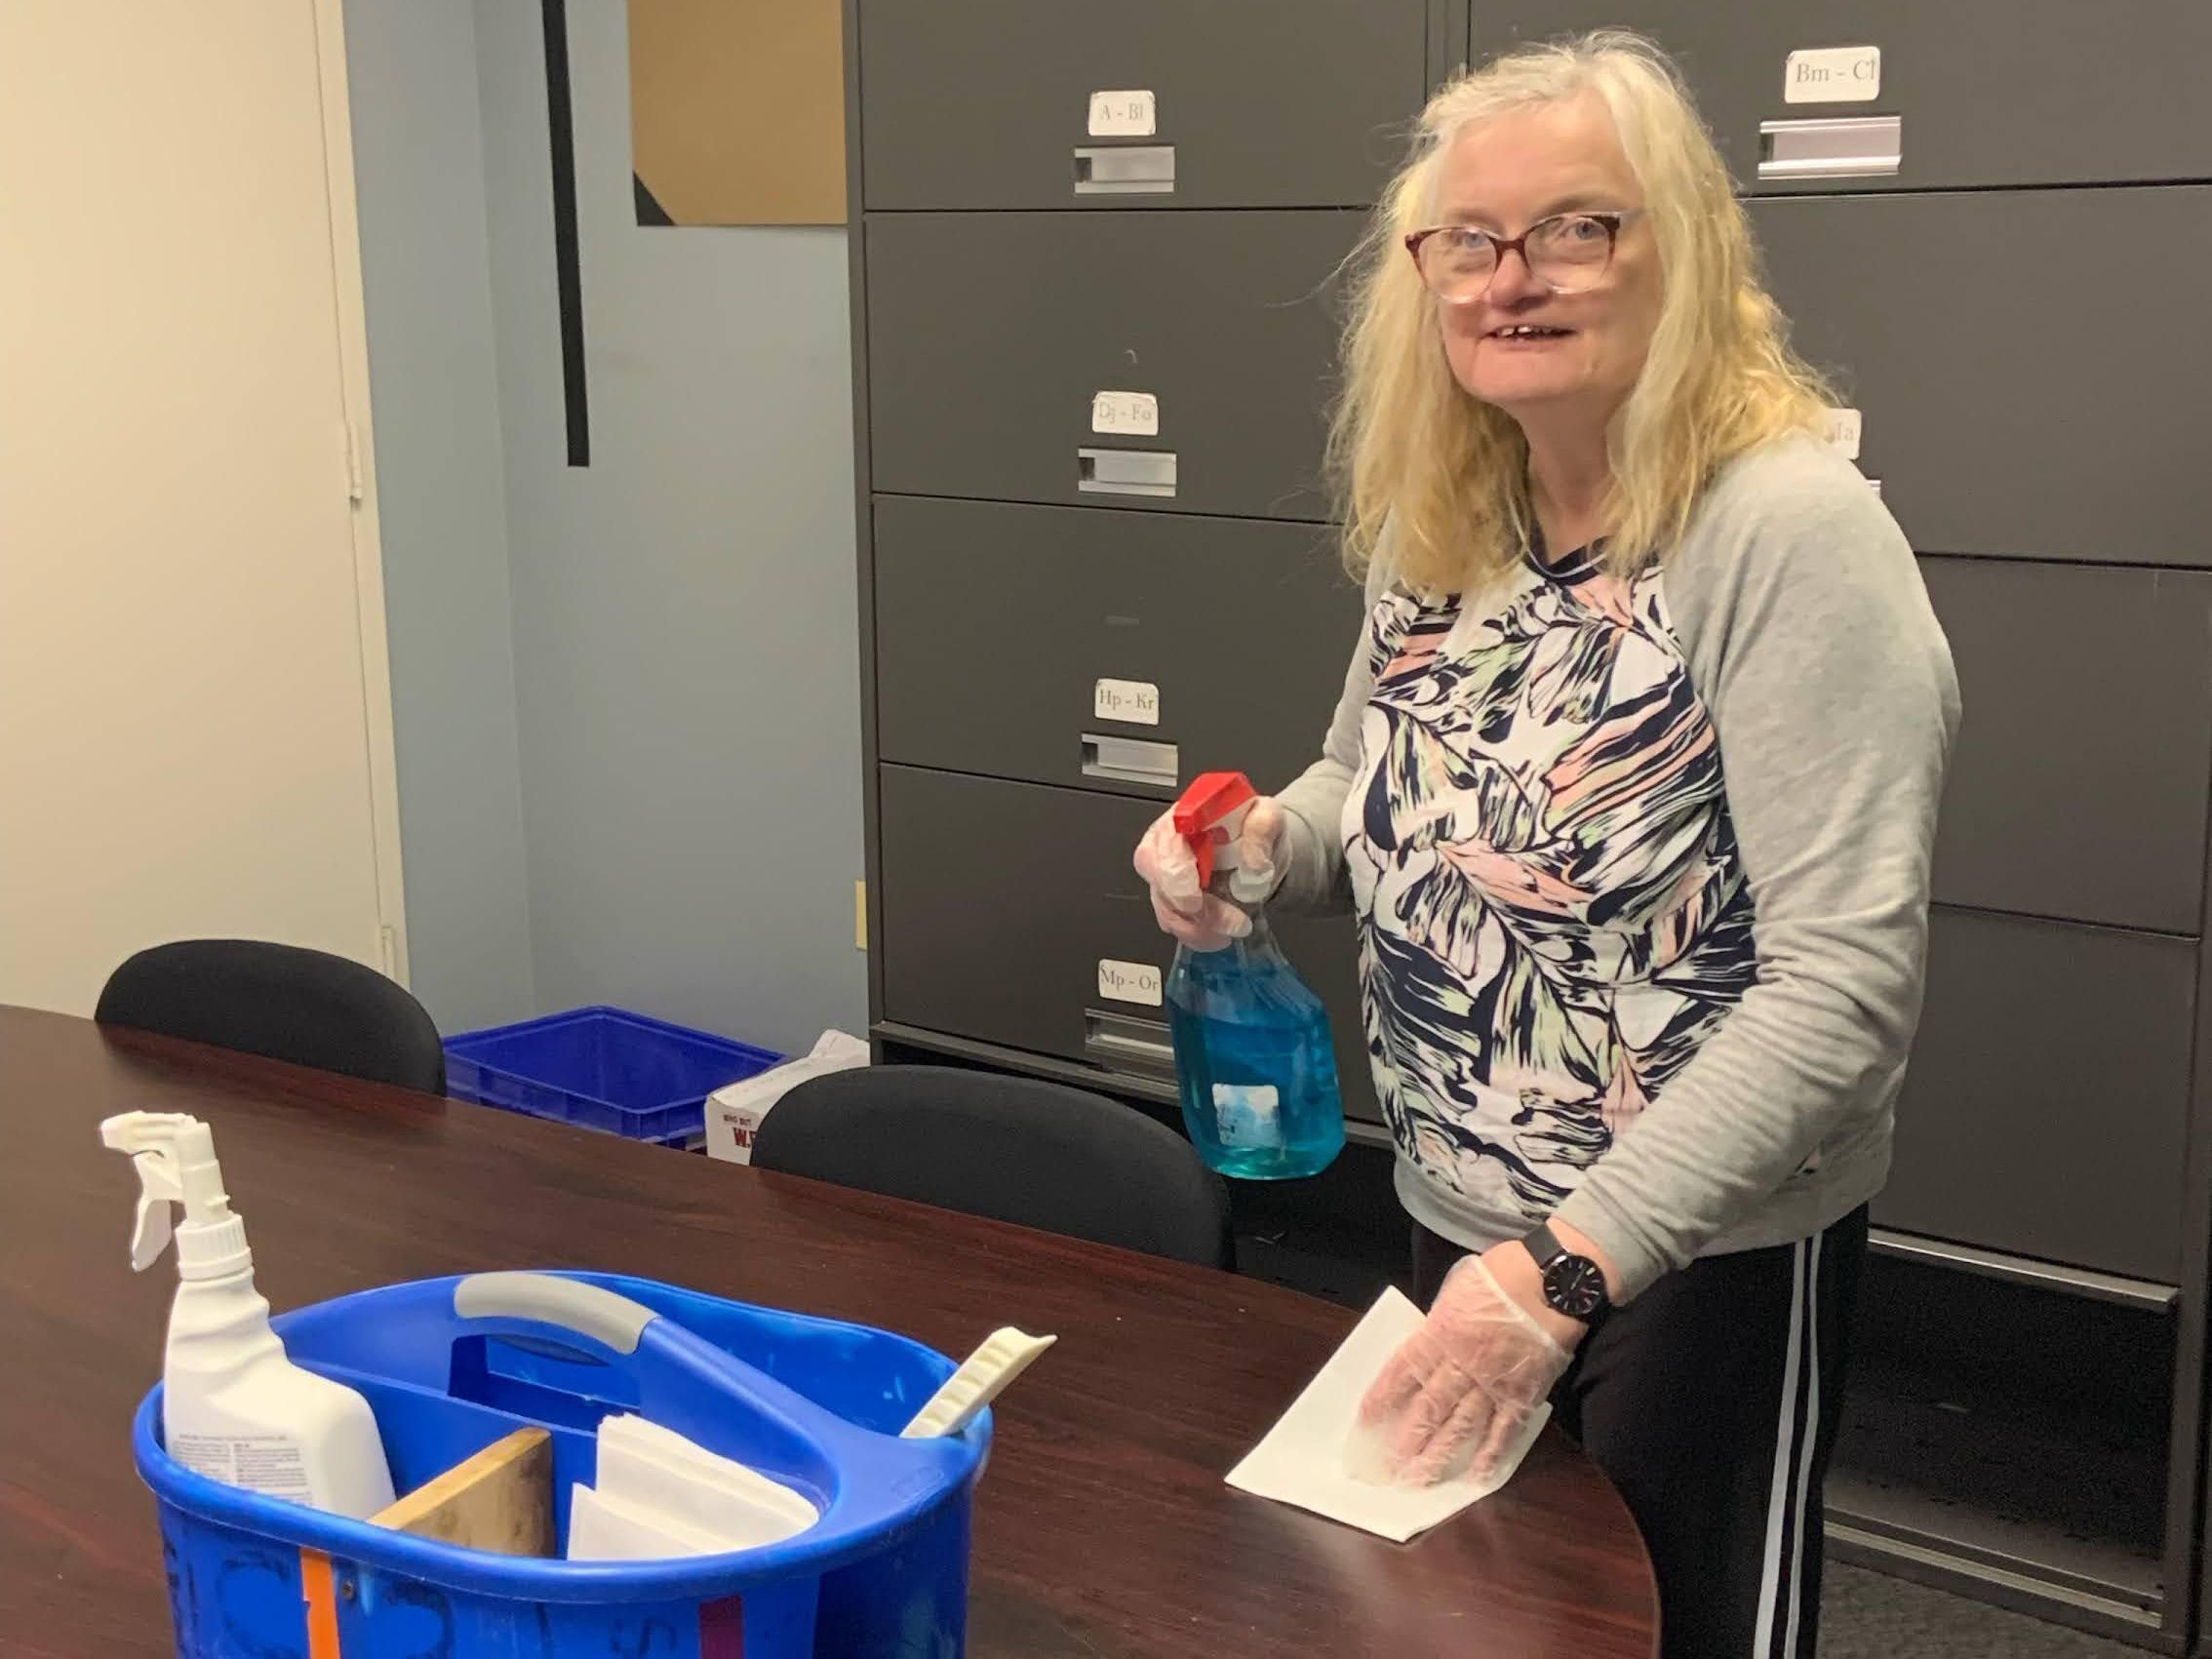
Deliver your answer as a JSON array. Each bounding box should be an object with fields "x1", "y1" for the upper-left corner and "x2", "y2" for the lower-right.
[
  {"x1": 1090, "y1": 390, "x2": 1160, "y2": 437},
  {"x1": 1098, "y1": 959, "x2": 1164, "y2": 1007},
  {"x1": 1093, "y1": 677, "x2": 1161, "y2": 726},
  {"x1": 1784, "y1": 45, "x2": 1881, "y2": 103},
  {"x1": 1088, "y1": 90, "x2": 1157, "y2": 138}
]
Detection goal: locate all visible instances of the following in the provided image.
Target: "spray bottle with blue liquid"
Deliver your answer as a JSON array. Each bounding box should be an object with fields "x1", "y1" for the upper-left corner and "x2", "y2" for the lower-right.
[{"x1": 1164, "y1": 771, "x2": 1346, "y2": 1180}]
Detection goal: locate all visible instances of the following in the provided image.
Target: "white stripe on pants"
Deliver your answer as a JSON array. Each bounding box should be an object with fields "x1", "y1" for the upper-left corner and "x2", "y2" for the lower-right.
[{"x1": 1752, "y1": 1237, "x2": 1822, "y2": 1658}]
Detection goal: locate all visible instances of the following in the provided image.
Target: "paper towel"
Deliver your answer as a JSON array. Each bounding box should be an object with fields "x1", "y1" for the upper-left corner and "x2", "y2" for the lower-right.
[{"x1": 1225, "y1": 1285, "x2": 1550, "y2": 1543}]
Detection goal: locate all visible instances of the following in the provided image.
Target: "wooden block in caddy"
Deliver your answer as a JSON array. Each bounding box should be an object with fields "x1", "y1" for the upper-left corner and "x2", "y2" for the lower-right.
[{"x1": 370, "y1": 1427, "x2": 554, "y2": 1557}]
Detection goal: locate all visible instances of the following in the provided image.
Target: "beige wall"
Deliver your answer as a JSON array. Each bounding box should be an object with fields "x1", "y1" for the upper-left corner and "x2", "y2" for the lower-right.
[{"x1": 0, "y1": 0, "x2": 405, "y2": 1014}]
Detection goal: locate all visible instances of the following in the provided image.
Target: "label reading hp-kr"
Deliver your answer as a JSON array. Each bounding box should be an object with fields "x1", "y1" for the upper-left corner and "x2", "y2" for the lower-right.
[
  {"x1": 1212, "y1": 1084, "x2": 1284, "y2": 1149},
  {"x1": 1098, "y1": 959, "x2": 1164, "y2": 1007},
  {"x1": 1093, "y1": 677, "x2": 1161, "y2": 726},
  {"x1": 1784, "y1": 45, "x2": 1881, "y2": 103},
  {"x1": 1090, "y1": 390, "x2": 1160, "y2": 437},
  {"x1": 1087, "y1": 89, "x2": 1157, "y2": 138},
  {"x1": 1824, "y1": 406, "x2": 1863, "y2": 460}
]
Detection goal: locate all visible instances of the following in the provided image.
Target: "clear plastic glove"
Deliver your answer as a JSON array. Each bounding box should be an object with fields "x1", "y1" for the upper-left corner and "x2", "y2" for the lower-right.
[
  {"x1": 1132, "y1": 796, "x2": 1287, "y2": 951},
  {"x1": 1349, "y1": 1255, "x2": 1572, "y2": 1487}
]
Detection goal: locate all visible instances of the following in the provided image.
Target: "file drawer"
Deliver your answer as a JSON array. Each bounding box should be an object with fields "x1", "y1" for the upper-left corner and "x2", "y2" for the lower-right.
[
  {"x1": 866, "y1": 210, "x2": 1359, "y2": 522},
  {"x1": 1875, "y1": 908, "x2": 2194, "y2": 1283},
  {"x1": 1752, "y1": 187, "x2": 2212, "y2": 566},
  {"x1": 1472, "y1": 1, "x2": 2212, "y2": 193},
  {"x1": 858, "y1": 0, "x2": 1431, "y2": 211},
  {"x1": 872, "y1": 495, "x2": 1360, "y2": 798},
  {"x1": 1923, "y1": 557, "x2": 2212, "y2": 934},
  {"x1": 877, "y1": 765, "x2": 1382, "y2": 1124}
]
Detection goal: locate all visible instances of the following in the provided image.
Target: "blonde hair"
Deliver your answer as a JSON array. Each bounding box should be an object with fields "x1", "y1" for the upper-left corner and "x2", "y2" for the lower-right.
[{"x1": 1329, "y1": 30, "x2": 1834, "y2": 592}]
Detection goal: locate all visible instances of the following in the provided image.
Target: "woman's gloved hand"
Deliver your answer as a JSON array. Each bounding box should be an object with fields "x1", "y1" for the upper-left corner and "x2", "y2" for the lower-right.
[
  {"x1": 1132, "y1": 796, "x2": 1287, "y2": 951},
  {"x1": 1350, "y1": 1250, "x2": 1577, "y2": 1487}
]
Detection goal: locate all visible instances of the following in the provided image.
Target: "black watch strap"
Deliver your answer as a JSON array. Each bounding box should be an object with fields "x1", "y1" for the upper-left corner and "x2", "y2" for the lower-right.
[{"x1": 1524, "y1": 1221, "x2": 1570, "y2": 1272}]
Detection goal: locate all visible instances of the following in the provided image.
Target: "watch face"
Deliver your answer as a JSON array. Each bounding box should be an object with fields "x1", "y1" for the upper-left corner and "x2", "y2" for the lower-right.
[{"x1": 1544, "y1": 1254, "x2": 1608, "y2": 1320}]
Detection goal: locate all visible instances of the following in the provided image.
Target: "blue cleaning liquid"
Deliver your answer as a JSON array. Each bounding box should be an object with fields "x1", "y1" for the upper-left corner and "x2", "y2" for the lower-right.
[{"x1": 1165, "y1": 914, "x2": 1345, "y2": 1180}]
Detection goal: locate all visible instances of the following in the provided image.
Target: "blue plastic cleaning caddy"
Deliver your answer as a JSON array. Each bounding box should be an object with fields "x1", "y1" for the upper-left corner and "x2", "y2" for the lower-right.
[{"x1": 132, "y1": 1271, "x2": 990, "y2": 1659}]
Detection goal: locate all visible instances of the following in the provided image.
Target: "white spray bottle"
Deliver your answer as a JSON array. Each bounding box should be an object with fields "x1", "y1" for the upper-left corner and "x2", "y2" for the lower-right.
[{"x1": 101, "y1": 1112, "x2": 396, "y2": 1519}]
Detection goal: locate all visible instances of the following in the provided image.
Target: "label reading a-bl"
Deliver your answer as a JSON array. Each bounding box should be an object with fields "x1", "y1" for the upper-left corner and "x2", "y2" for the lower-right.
[
  {"x1": 1784, "y1": 45, "x2": 1881, "y2": 104},
  {"x1": 1093, "y1": 678, "x2": 1161, "y2": 726},
  {"x1": 1087, "y1": 89, "x2": 1157, "y2": 138},
  {"x1": 1098, "y1": 959, "x2": 1164, "y2": 1007}
]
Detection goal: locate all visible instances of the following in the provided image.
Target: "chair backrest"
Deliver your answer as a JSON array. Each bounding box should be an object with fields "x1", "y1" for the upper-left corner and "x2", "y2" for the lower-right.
[
  {"x1": 95, "y1": 939, "x2": 446, "y2": 1095},
  {"x1": 749, "y1": 1066, "x2": 1232, "y2": 1269}
]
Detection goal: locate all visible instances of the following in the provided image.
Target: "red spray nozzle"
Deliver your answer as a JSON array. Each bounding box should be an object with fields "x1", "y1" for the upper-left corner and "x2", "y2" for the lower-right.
[{"x1": 1171, "y1": 771, "x2": 1258, "y2": 889}]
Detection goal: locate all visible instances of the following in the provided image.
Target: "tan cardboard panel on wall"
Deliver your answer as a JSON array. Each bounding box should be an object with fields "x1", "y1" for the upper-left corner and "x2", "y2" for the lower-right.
[{"x1": 629, "y1": 0, "x2": 846, "y2": 226}]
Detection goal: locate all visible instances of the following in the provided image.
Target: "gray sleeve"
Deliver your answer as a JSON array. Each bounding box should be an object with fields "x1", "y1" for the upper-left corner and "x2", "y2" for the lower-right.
[
  {"x1": 1271, "y1": 552, "x2": 1394, "y2": 913},
  {"x1": 1554, "y1": 444, "x2": 1961, "y2": 1300}
]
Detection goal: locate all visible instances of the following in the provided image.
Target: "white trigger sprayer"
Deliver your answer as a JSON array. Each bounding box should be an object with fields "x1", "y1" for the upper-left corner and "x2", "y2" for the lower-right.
[
  {"x1": 102, "y1": 1112, "x2": 248, "y2": 1279},
  {"x1": 100, "y1": 1112, "x2": 395, "y2": 1517}
]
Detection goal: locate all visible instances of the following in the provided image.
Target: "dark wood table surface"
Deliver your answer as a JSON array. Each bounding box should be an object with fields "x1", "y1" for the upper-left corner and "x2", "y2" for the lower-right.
[{"x1": 0, "y1": 1007, "x2": 1657, "y2": 1658}]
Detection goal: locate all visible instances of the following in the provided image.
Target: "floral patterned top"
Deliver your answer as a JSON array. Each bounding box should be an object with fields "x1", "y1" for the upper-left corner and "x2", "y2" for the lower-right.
[{"x1": 1345, "y1": 541, "x2": 1758, "y2": 1239}]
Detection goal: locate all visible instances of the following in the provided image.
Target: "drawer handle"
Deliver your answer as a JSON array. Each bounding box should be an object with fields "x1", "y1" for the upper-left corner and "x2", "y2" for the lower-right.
[
  {"x1": 1082, "y1": 732, "x2": 1178, "y2": 788},
  {"x1": 1078, "y1": 447, "x2": 1177, "y2": 498},
  {"x1": 1074, "y1": 144, "x2": 1175, "y2": 195},
  {"x1": 1865, "y1": 1228, "x2": 2178, "y2": 1313},
  {"x1": 1085, "y1": 1009, "x2": 1175, "y2": 1071},
  {"x1": 1758, "y1": 114, "x2": 1901, "y2": 179}
]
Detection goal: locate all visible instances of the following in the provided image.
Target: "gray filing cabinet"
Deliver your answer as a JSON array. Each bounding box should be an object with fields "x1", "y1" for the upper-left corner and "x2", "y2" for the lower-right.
[
  {"x1": 849, "y1": 2, "x2": 2212, "y2": 1646},
  {"x1": 848, "y1": 1, "x2": 1464, "y2": 1157}
]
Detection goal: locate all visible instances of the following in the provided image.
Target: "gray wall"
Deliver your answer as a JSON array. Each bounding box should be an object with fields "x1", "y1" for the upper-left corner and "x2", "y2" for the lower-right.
[
  {"x1": 470, "y1": 0, "x2": 868, "y2": 1054},
  {"x1": 343, "y1": 0, "x2": 536, "y2": 1034}
]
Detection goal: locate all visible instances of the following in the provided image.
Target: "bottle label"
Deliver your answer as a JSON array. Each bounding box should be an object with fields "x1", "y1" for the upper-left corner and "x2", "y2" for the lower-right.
[
  {"x1": 1212, "y1": 1084, "x2": 1284, "y2": 1149},
  {"x1": 172, "y1": 1431, "x2": 314, "y2": 1500}
]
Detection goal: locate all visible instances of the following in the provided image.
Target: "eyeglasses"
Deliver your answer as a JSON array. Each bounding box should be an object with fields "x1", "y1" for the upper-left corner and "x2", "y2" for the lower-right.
[{"x1": 1403, "y1": 209, "x2": 1644, "y2": 302}]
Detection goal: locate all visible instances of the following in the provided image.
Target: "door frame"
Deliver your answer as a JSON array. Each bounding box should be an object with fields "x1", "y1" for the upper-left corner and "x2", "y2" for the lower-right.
[{"x1": 307, "y1": 0, "x2": 411, "y2": 985}]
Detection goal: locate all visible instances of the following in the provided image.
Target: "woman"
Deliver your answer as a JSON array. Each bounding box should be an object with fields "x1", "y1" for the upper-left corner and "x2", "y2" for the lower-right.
[{"x1": 1134, "y1": 32, "x2": 1957, "y2": 1659}]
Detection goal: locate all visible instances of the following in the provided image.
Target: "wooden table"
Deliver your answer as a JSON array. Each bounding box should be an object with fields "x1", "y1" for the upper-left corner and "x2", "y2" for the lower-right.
[{"x1": 0, "y1": 1007, "x2": 1657, "y2": 1657}]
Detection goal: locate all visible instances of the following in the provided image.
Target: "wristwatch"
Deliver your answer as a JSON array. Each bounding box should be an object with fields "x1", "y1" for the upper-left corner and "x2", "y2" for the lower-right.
[{"x1": 1523, "y1": 1221, "x2": 1612, "y2": 1324}]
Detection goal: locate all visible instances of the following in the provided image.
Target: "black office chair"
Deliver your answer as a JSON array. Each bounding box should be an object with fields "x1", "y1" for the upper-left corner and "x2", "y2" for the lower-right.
[
  {"x1": 749, "y1": 1066, "x2": 1233, "y2": 1269},
  {"x1": 95, "y1": 939, "x2": 446, "y2": 1095}
]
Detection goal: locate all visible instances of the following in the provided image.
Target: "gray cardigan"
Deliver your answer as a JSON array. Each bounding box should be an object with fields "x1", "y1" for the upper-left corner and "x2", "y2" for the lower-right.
[{"x1": 1274, "y1": 435, "x2": 1960, "y2": 1300}]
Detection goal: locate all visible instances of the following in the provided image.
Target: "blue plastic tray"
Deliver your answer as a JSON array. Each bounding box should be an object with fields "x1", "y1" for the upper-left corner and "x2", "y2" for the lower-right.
[{"x1": 445, "y1": 1007, "x2": 782, "y2": 1145}]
